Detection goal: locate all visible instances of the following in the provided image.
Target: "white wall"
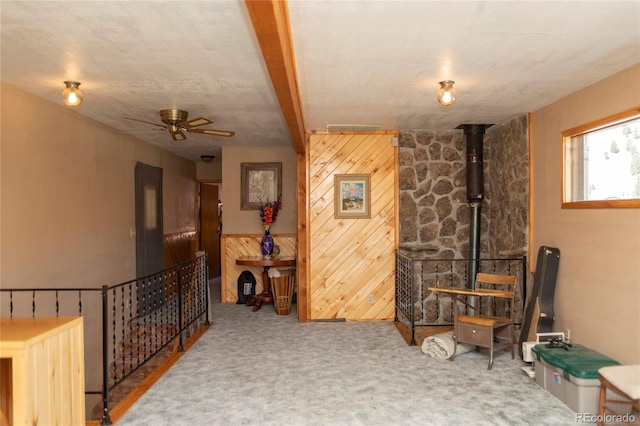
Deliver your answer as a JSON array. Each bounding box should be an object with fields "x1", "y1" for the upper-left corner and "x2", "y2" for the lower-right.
[{"x1": 531, "y1": 64, "x2": 640, "y2": 364}]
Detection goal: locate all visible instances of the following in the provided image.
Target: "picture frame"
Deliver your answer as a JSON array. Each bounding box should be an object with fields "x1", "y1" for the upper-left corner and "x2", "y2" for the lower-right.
[
  {"x1": 334, "y1": 174, "x2": 371, "y2": 218},
  {"x1": 241, "y1": 162, "x2": 282, "y2": 210}
]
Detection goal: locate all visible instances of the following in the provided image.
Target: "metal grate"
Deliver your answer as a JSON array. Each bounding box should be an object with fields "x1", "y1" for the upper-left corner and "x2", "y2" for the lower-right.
[{"x1": 395, "y1": 250, "x2": 527, "y2": 345}]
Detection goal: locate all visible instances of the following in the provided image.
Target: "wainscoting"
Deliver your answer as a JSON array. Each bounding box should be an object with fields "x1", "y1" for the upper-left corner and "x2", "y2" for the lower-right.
[
  {"x1": 220, "y1": 234, "x2": 297, "y2": 303},
  {"x1": 163, "y1": 231, "x2": 197, "y2": 267}
]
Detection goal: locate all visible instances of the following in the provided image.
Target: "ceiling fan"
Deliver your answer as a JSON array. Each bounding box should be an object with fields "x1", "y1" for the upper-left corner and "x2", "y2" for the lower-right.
[{"x1": 122, "y1": 109, "x2": 235, "y2": 141}]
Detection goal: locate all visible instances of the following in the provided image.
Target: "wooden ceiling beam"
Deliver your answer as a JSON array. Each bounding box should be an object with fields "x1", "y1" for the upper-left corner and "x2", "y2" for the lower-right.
[{"x1": 245, "y1": 0, "x2": 306, "y2": 154}]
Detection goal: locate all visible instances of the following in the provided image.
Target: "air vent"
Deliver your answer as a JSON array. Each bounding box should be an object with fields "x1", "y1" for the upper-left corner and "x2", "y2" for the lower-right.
[{"x1": 326, "y1": 124, "x2": 381, "y2": 132}]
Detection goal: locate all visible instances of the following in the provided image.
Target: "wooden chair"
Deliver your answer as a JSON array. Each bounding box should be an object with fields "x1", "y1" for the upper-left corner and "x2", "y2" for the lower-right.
[
  {"x1": 453, "y1": 272, "x2": 517, "y2": 370},
  {"x1": 597, "y1": 365, "x2": 640, "y2": 426}
]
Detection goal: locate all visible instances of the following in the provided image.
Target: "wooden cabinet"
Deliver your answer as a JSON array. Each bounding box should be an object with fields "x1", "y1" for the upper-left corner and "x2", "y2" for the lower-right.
[{"x1": 0, "y1": 317, "x2": 85, "y2": 426}]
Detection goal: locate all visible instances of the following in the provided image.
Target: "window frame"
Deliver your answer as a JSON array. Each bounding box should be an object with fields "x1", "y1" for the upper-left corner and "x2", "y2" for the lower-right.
[{"x1": 561, "y1": 107, "x2": 640, "y2": 209}]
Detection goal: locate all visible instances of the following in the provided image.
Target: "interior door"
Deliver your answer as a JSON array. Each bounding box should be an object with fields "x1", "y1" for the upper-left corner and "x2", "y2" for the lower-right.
[
  {"x1": 135, "y1": 162, "x2": 164, "y2": 315},
  {"x1": 200, "y1": 183, "x2": 220, "y2": 278}
]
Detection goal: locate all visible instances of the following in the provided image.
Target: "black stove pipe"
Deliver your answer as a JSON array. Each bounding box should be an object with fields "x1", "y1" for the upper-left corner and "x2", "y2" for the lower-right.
[{"x1": 457, "y1": 124, "x2": 492, "y2": 290}]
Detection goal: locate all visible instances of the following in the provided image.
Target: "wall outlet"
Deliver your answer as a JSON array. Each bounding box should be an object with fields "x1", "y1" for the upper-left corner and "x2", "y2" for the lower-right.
[{"x1": 368, "y1": 294, "x2": 374, "y2": 304}]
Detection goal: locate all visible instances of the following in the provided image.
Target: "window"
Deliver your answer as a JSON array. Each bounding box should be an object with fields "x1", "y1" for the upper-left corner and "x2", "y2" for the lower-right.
[{"x1": 562, "y1": 108, "x2": 640, "y2": 208}]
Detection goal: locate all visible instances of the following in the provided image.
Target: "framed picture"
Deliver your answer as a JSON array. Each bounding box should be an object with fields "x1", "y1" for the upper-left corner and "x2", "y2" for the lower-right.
[
  {"x1": 241, "y1": 162, "x2": 282, "y2": 210},
  {"x1": 334, "y1": 174, "x2": 371, "y2": 218}
]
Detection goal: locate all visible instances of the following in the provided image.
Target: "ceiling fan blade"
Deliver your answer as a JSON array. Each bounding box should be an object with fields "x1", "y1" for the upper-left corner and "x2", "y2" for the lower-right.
[
  {"x1": 184, "y1": 117, "x2": 213, "y2": 129},
  {"x1": 190, "y1": 128, "x2": 235, "y2": 137},
  {"x1": 171, "y1": 130, "x2": 187, "y2": 142},
  {"x1": 119, "y1": 128, "x2": 166, "y2": 133},
  {"x1": 121, "y1": 116, "x2": 167, "y2": 129}
]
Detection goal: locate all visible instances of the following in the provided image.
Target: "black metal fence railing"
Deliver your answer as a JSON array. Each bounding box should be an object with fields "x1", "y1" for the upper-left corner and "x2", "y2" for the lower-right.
[
  {"x1": 0, "y1": 254, "x2": 209, "y2": 425},
  {"x1": 395, "y1": 250, "x2": 527, "y2": 345}
]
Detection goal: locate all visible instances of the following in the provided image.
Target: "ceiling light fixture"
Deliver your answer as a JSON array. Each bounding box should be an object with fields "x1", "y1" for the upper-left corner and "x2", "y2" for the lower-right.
[
  {"x1": 200, "y1": 155, "x2": 215, "y2": 163},
  {"x1": 437, "y1": 80, "x2": 456, "y2": 106},
  {"x1": 62, "y1": 81, "x2": 83, "y2": 106}
]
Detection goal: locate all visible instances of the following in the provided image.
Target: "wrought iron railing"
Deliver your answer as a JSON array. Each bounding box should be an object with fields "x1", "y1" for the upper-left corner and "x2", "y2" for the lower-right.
[
  {"x1": 0, "y1": 254, "x2": 209, "y2": 425},
  {"x1": 395, "y1": 250, "x2": 527, "y2": 345}
]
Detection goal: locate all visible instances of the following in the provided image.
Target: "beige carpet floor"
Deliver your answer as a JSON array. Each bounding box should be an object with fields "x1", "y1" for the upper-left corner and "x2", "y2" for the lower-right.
[{"x1": 117, "y1": 279, "x2": 578, "y2": 426}]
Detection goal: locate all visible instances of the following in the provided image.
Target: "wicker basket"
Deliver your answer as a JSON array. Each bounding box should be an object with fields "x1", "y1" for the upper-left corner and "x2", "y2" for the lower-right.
[{"x1": 271, "y1": 268, "x2": 295, "y2": 315}]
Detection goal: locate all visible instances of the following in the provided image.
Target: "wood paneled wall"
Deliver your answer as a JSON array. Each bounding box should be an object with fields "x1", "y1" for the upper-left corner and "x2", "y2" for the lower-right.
[
  {"x1": 307, "y1": 132, "x2": 398, "y2": 321},
  {"x1": 221, "y1": 234, "x2": 297, "y2": 303},
  {"x1": 163, "y1": 231, "x2": 197, "y2": 268}
]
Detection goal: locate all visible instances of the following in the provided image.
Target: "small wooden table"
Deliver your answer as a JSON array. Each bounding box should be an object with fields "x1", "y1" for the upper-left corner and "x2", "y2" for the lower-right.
[{"x1": 235, "y1": 256, "x2": 295, "y2": 311}]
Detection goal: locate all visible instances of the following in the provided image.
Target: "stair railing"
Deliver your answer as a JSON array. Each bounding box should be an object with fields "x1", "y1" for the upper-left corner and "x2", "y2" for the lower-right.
[{"x1": 0, "y1": 253, "x2": 209, "y2": 425}]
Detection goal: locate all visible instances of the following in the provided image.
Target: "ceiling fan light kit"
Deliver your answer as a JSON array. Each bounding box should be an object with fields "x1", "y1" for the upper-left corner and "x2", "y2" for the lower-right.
[
  {"x1": 62, "y1": 81, "x2": 83, "y2": 106},
  {"x1": 438, "y1": 80, "x2": 456, "y2": 106},
  {"x1": 122, "y1": 109, "x2": 235, "y2": 142}
]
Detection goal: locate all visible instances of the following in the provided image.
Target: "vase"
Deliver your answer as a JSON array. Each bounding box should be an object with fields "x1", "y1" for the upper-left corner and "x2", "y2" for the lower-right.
[{"x1": 261, "y1": 226, "x2": 274, "y2": 258}]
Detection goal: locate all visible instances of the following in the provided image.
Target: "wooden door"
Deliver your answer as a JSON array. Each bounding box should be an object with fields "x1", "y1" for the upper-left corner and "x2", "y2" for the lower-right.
[
  {"x1": 135, "y1": 162, "x2": 164, "y2": 315},
  {"x1": 200, "y1": 183, "x2": 221, "y2": 278}
]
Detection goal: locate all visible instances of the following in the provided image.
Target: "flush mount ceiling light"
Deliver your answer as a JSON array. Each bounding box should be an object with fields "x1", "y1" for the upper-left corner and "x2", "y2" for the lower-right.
[
  {"x1": 200, "y1": 155, "x2": 215, "y2": 163},
  {"x1": 62, "y1": 81, "x2": 83, "y2": 106},
  {"x1": 437, "y1": 80, "x2": 456, "y2": 106}
]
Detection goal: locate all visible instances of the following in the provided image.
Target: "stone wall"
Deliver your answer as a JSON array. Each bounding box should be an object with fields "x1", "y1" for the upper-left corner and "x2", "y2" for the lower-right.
[
  {"x1": 398, "y1": 130, "x2": 490, "y2": 259},
  {"x1": 485, "y1": 115, "x2": 529, "y2": 257},
  {"x1": 398, "y1": 115, "x2": 529, "y2": 259},
  {"x1": 397, "y1": 115, "x2": 530, "y2": 327}
]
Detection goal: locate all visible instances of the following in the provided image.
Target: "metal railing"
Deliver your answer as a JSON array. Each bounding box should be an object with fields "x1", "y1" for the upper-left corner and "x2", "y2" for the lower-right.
[
  {"x1": 395, "y1": 250, "x2": 527, "y2": 345},
  {"x1": 0, "y1": 254, "x2": 209, "y2": 425}
]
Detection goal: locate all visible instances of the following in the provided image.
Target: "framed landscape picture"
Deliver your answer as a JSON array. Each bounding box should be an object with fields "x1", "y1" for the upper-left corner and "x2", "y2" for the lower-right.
[
  {"x1": 334, "y1": 174, "x2": 371, "y2": 218},
  {"x1": 241, "y1": 162, "x2": 282, "y2": 210}
]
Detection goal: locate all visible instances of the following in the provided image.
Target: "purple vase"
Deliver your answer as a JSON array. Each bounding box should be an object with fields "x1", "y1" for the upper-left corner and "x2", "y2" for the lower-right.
[{"x1": 261, "y1": 228, "x2": 274, "y2": 257}]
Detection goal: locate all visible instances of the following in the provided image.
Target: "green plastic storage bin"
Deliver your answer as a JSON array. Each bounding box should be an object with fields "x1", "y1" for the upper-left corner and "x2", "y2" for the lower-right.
[
  {"x1": 531, "y1": 343, "x2": 620, "y2": 413},
  {"x1": 532, "y1": 344, "x2": 619, "y2": 379}
]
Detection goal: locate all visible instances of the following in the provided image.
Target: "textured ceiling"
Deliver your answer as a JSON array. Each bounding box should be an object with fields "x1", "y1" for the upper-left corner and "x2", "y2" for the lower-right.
[{"x1": 1, "y1": 1, "x2": 639, "y2": 162}]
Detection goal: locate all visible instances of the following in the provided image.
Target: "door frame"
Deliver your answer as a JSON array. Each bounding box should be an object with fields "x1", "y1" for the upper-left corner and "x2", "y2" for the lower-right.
[{"x1": 197, "y1": 179, "x2": 222, "y2": 278}]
